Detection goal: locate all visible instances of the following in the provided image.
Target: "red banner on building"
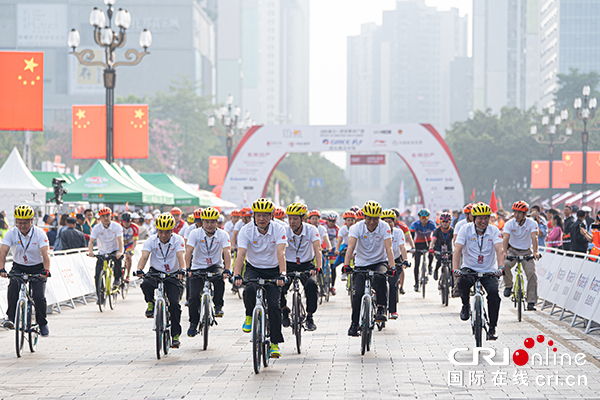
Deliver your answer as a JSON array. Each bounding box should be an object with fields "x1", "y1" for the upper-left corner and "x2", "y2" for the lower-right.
[
  {"x1": 531, "y1": 161, "x2": 549, "y2": 189},
  {"x1": 350, "y1": 154, "x2": 386, "y2": 165},
  {"x1": 562, "y1": 151, "x2": 583, "y2": 184}
]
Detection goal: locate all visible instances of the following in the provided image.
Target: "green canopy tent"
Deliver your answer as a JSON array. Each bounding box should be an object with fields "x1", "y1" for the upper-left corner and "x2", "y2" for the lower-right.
[
  {"x1": 47, "y1": 160, "x2": 146, "y2": 204},
  {"x1": 140, "y1": 173, "x2": 211, "y2": 207},
  {"x1": 120, "y1": 165, "x2": 175, "y2": 205},
  {"x1": 32, "y1": 171, "x2": 75, "y2": 188},
  {"x1": 109, "y1": 164, "x2": 175, "y2": 205}
]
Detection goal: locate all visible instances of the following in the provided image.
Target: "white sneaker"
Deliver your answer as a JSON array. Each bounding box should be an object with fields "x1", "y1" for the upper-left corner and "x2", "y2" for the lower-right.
[{"x1": 341, "y1": 273, "x2": 347, "y2": 281}]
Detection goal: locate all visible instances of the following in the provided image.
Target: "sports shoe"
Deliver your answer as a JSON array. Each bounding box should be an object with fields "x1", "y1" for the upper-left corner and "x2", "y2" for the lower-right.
[
  {"x1": 376, "y1": 307, "x2": 387, "y2": 322},
  {"x1": 242, "y1": 316, "x2": 252, "y2": 333},
  {"x1": 282, "y1": 307, "x2": 291, "y2": 328},
  {"x1": 428, "y1": 265, "x2": 433, "y2": 275},
  {"x1": 214, "y1": 306, "x2": 224, "y2": 317},
  {"x1": 330, "y1": 287, "x2": 337, "y2": 296},
  {"x1": 306, "y1": 315, "x2": 317, "y2": 331},
  {"x1": 145, "y1": 302, "x2": 154, "y2": 318},
  {"x1": 172, "y1": 335, "x2": 181, "y2": 348},
  {"x1": 414, "y1": 284, "x2": 419, "y2": 292},
  {"x1": 341, "y1": 273, "x2": 347, "y2": 281},
  {"x1": 460, "y1": 304, "x2": 470, "y2": 321},
  {"x1": 347, "y1": 322, "x2": 359, "y2": 337},
  {"x1": 39, "y1": 324, "x2": 50, "y2": 337},
  {"x1": 503, "y1": 287, "x2": 512, "y2": 298},
  {"x1": 399, "y1": 287, "x2": 405, "y2": 295},
  {"x1": 187, "y1": 323, "x2": 198, "y2": 337},
  {"x1": 2, "y1": 319, "x2": 14, "y2": 330},
  {"x1": 527, "y1": 303, "x2": 537, "y2": 311},
  {"x1": 488, "y1": 327, "x2": 498, "y2": 341},
  {"x1": 433, "y1": 268, "x2": 439, "y2": 281},
  {"x1": 270, "y1": 343, "x2": 281, "y2": 358},
  {"x1": 452, "y1": 288, "x2": 461, "y2": 298},
  {"x1": 390, "y1": 312, "x2": 399, "y2": 320}
]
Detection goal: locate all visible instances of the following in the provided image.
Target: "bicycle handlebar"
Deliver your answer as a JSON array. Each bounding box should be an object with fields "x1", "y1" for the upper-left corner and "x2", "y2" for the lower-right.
[
  {"x1": 506, "y1": 255, "x2": 537, "y2": 261},
  {"x1": 189, "y1": 270, "x2": 225, "y2": 279},
  {"x1": 455, "y1": 269, "x2": 500, "y2": 278},
  {"x1": 434, "y1": 250, "x2": 453, "y2": 255},
  {"x1": 7, "y1": 272, "x2": 48, "y2": 281},
  {"x1": 243, "y1": 278, "x2": 280, "y2": 285},
  {"x1": 352, "y1": 268, "x2": 389, "y2": 275},
  {"x1": 286, "y1": 271, "x2": 312, "y2": 279},
  {"x1": 140, "y1": 271, "x2": 183, "y2": 280},
  {"x1": 95, "y1": 252, "x2": 123, "y2": 261}
]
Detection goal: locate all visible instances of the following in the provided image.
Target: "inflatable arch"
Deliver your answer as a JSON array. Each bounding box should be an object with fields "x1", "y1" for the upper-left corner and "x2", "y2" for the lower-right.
[{"x1": 221, "y1": 124, "x2": 464, "y2": 211}]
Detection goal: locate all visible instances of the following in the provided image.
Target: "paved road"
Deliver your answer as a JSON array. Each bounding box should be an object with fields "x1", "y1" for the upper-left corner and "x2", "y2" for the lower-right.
[{"x1": 1, "y1": 276, "x2": 599, "y2": 400}]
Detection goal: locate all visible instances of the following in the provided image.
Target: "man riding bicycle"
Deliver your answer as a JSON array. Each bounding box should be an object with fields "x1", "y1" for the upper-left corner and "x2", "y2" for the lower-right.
[
  {"x1": 502, "y1": 201, "x2": 540, "y2": 311},
  {"x1": 185, "y1": 207, "x2": 231, "y2": 336},
  {"x1": 280, "y1": 203, "x2": 322, "y2": 331},
  {"x1": 381, "y1": 209, "x2": 409, "y2": 320},
  {"x1": 453, "y1": 204, "x2": 473, "y2": 242},
  {"x1": 136, "y1": 213, "x2": 186, "y2": 348},
  {"x1": 121, "y1": 211, "x2": 139, "y2": 283},
  {"x1": 336, "y1": 211, "x2": 356, "y2": 281},
  {"x1": 410, "y1": 208, "x2": 436, "y2": 292},
  {"x1": 233, "y1": 198, "x2": 287, "y2": 358},
  {"x1": 452, "y1": 202, "x2": 504, "y2": 340},
  {"x1": 231, "y1": 207, "x2": 252, "y2": 250},
  {"x1": 343, "y1": 201, "x2": 396, "y2": 337},
  {"x1": 87, "y1": 207, "x2": 124, "y2": 293},
  {"x1": 224, "y1": 209, "x2": 241, "y2": 239},
  {"x1": 308, "y1": 210, "x2": 332, "y2": 254},
  {"x1": 0, "y1": 205, "x2": 51, "y2": 336},
  {"x1": 170, "y1": 207, "x2": 187, "y2": 235},
  {"x1": 429, "y1": 212, "x2": 454, "y2": 281}
]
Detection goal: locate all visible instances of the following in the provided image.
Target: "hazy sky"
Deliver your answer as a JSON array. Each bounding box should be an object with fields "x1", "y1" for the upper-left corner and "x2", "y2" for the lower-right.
[{"x1": 309, "y1": 0, "x2": 472, "y2": 126}]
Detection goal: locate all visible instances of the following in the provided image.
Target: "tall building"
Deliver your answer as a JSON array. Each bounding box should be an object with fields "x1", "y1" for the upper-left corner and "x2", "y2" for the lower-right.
[
  {"x1": 472, "y1": 0, "x2": 540, "y2": 113},
  {"x1": 216, "y1": 0, "x2": 309, "y2": 125},
  {"x1": 0, "y1": 0, "x2": 216, "y2": 124}
]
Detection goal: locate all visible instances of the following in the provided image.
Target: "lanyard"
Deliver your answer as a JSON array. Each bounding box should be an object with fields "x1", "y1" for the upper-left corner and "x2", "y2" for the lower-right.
[
  {"x1": 291, "y1": 233, "x2": 304, "y2": 259},
  {"x1": 476, "y1": 227, "x2": 487, "y2": 254},
  {"x1": 440, "y1": 228, "x2": 450, "y2": 244},
  {"x1": 203, "y1": 231, "x2": 216, "y2": 256},
  {"x1": 158, "y1": 240, "x2": 171, "y2": 263},
  {"x1": 17, "y1": 229, "x2": 33, "y2": 253}
]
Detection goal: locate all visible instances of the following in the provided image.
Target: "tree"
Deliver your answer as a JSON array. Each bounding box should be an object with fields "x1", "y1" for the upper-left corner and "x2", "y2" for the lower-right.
[
  {"x1": 554, "y1": 68, "x2": 600, "y2": 111},
  {"x1": 266, "y1": 170, "x2": 297, "y2": 206}
]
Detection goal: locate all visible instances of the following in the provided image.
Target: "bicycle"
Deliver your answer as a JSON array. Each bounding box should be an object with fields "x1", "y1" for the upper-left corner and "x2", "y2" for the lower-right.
[
  {"x1": 353, "y1": 268, "x2": 388, "y2": 355},
  {"x1": 229, "y1": 250, "x2": 243, "y2": 299},
  {"x1": 506, "y1": 255, "x2": 535, "y2": 322},
  {"x1": 7, "y1": 273, "x2": 46, "y2": 358},
  {"x1": 95, "y1": 253, "x2": 121, "y2": 312},
  {"x1": 455, "y1": 269, "x2": 499, "y2": 348},
  {"x1": 286, "y1": 271, "x2": 311, "y2": 354},
  {"x1": 244, "y1": 277, "x2": 277, "y2": 374},
  {"x1": 435, "y1": 250, "x2": 453, "y2": 307},
  {"x1": 190, "y1": 270, "x2": 223, "y2": 350},
  {"x1": 415, "y1": 249, "x2": 429, "y2": 299},
  {"x1": 121, "y1": 250, "x2": 134, "y2": 300},
  {"x1": 317, "y1": 249, "x2": 332, "y2": 304}
]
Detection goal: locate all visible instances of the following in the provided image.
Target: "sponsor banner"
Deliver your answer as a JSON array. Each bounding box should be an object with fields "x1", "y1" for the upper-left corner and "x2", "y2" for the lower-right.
[{"x1": 350, "y1": 154, "x2": 386, "y2": 165}]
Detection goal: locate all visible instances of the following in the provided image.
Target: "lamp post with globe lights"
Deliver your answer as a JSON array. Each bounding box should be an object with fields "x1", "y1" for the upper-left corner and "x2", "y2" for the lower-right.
[
  {"x1": 67, "y1": 0, "x2": 152, "y2": 164},
  {"x1": 572, "y1": 85, "x2": 598, "y2": 204}
]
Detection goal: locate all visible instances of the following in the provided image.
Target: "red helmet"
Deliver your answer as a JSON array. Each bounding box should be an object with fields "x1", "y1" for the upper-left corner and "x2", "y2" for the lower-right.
[
  {"x1": 240, "y1": 207, "x2": 253, "y2": 217},
  {"x1": 307, "y1": 210, "x2": 321, "y2": 218},
  {"x1": 356, "y1": 210, "x2": 365, "y2": 220},
  {"x1": 98, "y1": 207, "x2": 112, "y2": 216},
  {"x1": 463, "y1": 203, "x2": 473, "y2": 214},
  {"x1": 512, "y1": 201, "x2": 529, "y2": 213},
  {"x1": 193, "y1": 208, "x2": 203, "y2": 219},
  {"x1": 273, "y1": 207, "x2": 286, "y2": 219},
  {"x1": 170, "y1": 207, "x2": 182, "y2": 215},
  {"x1": 231, "y1": 209, "x2": 241, "y2": 217},
  {"x1": 343, "y1": 211, "x2": 357, "y2": 219}
]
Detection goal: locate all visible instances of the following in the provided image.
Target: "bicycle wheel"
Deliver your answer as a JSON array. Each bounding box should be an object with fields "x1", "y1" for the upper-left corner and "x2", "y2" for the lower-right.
[
  {"x1": 155, "y1": 302, "x2": 163, "y2": 360},
  {"x1": 97, "y1": 270, "x2": 106, "y2": 312},
  {"x1": 202, "y1": 296, "x2": 210, "y2": 351},
  {"x1": 120, "y1": 276, "x2": 129, "y2": 300},
  {"x1": 252, "y1": 307, "x2": 262, "y2": 374},
  {"x1": 317, "y1": 273, "x2": 324, "y2": 305},
  {"x1": 360, "y1": 296, "x2": 370, "y2": 355},
  {"x1": 28, "y1": 302, "x2": 38, "y2": 353},
  {"x1": 15, "y1": 299, "x2": 25, "y2": 358},
  {"x1": 441, "y1": 267, "x2": 449, "y2": 307},
  {"x1": 108, "y1": 272, "x2": 117, "y2": 310},
  {"x1": 325, "y1": 266, "x2": 331, "y2": 302},
  {"x1": 516, "y1": 278, "x2": 523, "y2": 322},
  {"x1": 474, "y1": 297, "x2": 483, "y2": 348},
  {"x1": 163, "y1": 325, "x2": 171, "y2": 355},
  {"x1": 421, "y1": 259, "x2": 427, "y2": 299},
  {"x1": 293, "y1": 291, "x2": 302, "y2": 354}
]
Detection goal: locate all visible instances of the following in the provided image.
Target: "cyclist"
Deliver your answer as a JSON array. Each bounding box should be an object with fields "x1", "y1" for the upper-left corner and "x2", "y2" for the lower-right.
[
  {"x1": 453, "y1": 204, "x2": 474, "y2": 242},
  {"x1": 308, "y1": 210, "x2": 332, "y2": 252},
  {"x1": 231, "y1": 207, "x2": 252, "y2": 249},
  {"x1": 224, "y1": 209, "x2": 241, "y2": 239},
  {"x1": 121, "y1": 211, "x2": 139, "y2": 283},
  {"x1": 452, "y1": 202, "x2": 504, "y2": 340},
  {"x1": 281, "y1": 202, "x2": 321, "y2": 331},
  {"x1": 381, "y1": 209, "x2": 409, "y2": 320},
  {"x1": 429, "y1": 212, "x2": 454, "y2": 281},
  {"x1": 392, "y1": 208, "x2": 414, "y2": 294},
  {"x1": 182, "y1": 209, "x2": 202, "y2": 243},
  {"x1": 323, "y1": 211, "x2": 340, "y2": 294},
  {"x1": 410, "y1": 208, "x2": 436, "y2": 292},
  {"x1": 356, "y1": 210, "x2": 365, "y2": 221},
  {"x1": 502, "y1": 201, "x2": 540, "y2": 311},
  {"x1": 336, "y1": 211, "x2": 357, "y2": 281},
  {"x1": 233, "y1": 198, "x2": 287, "y2": 358},
  {"x1": 0, "y1": 205, "x2": 51, "y2": 336},
  {"x1": 87, "y1": 207, "x2": 124, "y2": 294},
  {"x1": 185, "y1": 207, "x2": 231, "y2": 336},
  {"x1": 170, "y1": 207, "x2": 187, "y2": 235},
  {"x1": 343, "y1": 201, "x2": 395, "y2": 336},
  {"x1": 273, "y1": 207, "x2": 287, "y2": 226}
]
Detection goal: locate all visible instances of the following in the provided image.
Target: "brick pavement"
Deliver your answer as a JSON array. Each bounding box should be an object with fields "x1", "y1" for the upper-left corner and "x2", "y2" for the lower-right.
[{"x1": 0, "y1": 277, "x2": 599, "y2": 400}]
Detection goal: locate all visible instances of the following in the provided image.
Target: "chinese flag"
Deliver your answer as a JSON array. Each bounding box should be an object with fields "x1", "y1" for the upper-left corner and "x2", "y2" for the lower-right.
[
  {"x1": 531, "y1": 161, "x2": 549, "y2": 189},
  {"x1": 470, "y1": 188, "x2": 475, "y2": 202},
  {"x1": 552, "y1": 161, "x2": 569, "y2": 189},
  {"x1": 72, "y1": 105, "x2": 106, "y2": 159},
  {"x1": 586, "y1": 151, "x2": 600, "y2": 184},
  {"x1": 0, "y1": 51, "x2": 44, "y2": 131},
  {"x1": 489, "y1": 188, "x2": 498, "y2": 212},
  {"x1": 562, "y1": 151, "x2": 583, "y2": 184},
  {"x1": 114, "y1": 104, "x2": 149, "y2": 159},
  {"x1": 209, "y1": 156, "x2": 228, "y2": 185}
]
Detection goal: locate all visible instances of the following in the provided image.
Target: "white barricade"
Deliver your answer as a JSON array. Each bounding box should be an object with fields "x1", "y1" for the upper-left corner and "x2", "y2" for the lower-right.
[
  {"x1": 536, "y1": 250, "x2": 564, "y2": 306},
  {"x1": 565, "y1": 256, "x2": 600, "y2": 327},
  {"x1": 0, "y1": 272, "x2": 8, "y2": 319}
]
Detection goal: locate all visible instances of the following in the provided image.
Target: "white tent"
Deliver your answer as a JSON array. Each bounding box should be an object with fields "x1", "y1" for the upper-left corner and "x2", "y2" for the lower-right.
[{"x1": 0, "y1": 147, "x2": 49, "y2": 223}]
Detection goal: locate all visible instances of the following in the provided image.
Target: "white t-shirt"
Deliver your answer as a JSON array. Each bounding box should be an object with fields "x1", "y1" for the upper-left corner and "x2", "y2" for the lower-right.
[
  {"x1": 391, "y1": 227, "x2": 406, "y2": 260},
  {"x1": 142, "y1": 233, "x2": 185, "y2": 273},
  {"x1": 317, "y1": 225, "x2": 328, "y2": 245},
  {"x1": 187, "y1": 228, "x2": 230, "y2": 269},
  {"x1": 285, "y1": 223, "x2": 320, "y2": 263},
  {"x1": 224, "y1": 220, "x2": 235, "y2": 238},
  {"x1": 237, "y1": 221, "x2": 287, "y2": 268},
  {"x1": 183, "y1": 224, "x2": 200, "y2": 240},
  {"x1": 338, "y1": 225, "x2": 351, "y2": 246},
  {"x1": 233, "y1": 219, "x2": 246, "y2": 233},
  {"x1": 504, "y1": 217, "x2": 538, "y2": 250},
  {"x1": 454, "y1": 218, "x2": 468, "y2": 236},
  {"x1": 274, "y1": 219, "x2": 288, "y2": 228},
  {"x1": 348, "y1": 220, "x2": 392, "y2": 266},
  {"x1": 90, "y1": 221, "x2": 123, "y2": 255},
  {"x1": 455, "y1": 223, "x2": 503, "y2": 273},
  {"x1": 2, "y1": 226, "x2": 48, "y2": 265}
]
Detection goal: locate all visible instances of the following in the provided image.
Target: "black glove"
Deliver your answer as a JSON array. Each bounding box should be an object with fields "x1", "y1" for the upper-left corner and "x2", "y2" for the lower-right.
[
  {"x1": 134, "y1": 269, "x2": 145, "y2": 277},
  {"x1": 342, "y1": 265, "x2": 353, "y2": 274},
  {"x1": 0, "y1": 269, "x2": 7, "y2": 275},
  {"x1": 233, "y1": 274, "x2": 243, "y2": 286},
  {"x1": 402, "y1": 260, "x2": 410, "y2": 268},
  {"x1": 277, "y1": 275, "x2": 287, "y2": 284},
  {"x1": 223, "y1": 269, "x2": 232, "y2": 277},
  {"x1": 40, "y1": 270, "x2": 51, "y2": 278},
  {"x1": 452, "y1": 269, "x2": 462, "y2": 277},
  {"x1": 176, "y1": 269, "x2": 186, "y2": 277},
  {"x1": 386, "y1": 268, "x2": 396, "y2": 277},
  {"x1": 494, "y1": 268, "x2": 504, "y2": 277}
]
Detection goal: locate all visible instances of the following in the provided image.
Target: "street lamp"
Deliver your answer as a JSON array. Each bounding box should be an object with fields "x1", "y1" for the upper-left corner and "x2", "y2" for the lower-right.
[
  {"x1": 207, "y1": 95, "x2": 254, "y2": 166},
  {"x1": 68, "y1": 1, "x2": 152, "y2": 164},
  {"x1": 531, "y1": 106, "x2": 571, "y2": 207},
  {"x1": 573, "y1": 85, "x2": 598, "y2": 203}
]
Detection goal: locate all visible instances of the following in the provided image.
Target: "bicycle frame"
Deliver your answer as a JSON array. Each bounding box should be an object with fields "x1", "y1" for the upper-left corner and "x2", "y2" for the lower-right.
[
  {"x1": 199, "y1": 273, "x2": 216, "y2": 327},
  {"x1": 471, "y1": 278, "x2": 487, "y2": 336},
  {"x1": 358, "y1": 272, "x2": 375, "y2": 332},
  {"x1": 253, "y1": 281, "x2": 268, "y2": 344},
  {"x1": 153, "y1": 275, "x2": 169, "y2": 333}
]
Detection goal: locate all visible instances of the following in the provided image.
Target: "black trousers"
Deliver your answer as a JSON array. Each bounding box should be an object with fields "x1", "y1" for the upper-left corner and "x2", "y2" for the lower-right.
[
  {"x1": 188, "y1": 265, "x2": 225, "y2": 326},
  {"x1": 7, "y1": 263, "x2": 47, "y2": 326},
  {"x1": 351, "y1": 262, "x2": 388, "y2": 324},
  {"x1": 413, "y1": 243, "x2": 433, "y2": 285},
  {"x1": 95, "y1": 254, "x2": 122, "y2": 290},
  {"x1": 243, "y1": 264, "x2": 284, "y2": 344},
  {"x1": 141, "y1": 267, "x2": 184, "y2": 337},
  {"x1": 281, "y1": 261, "x2": 318, "y2": 315},
  {"x1": 458, "y1": 271, "x2": 501, "y2": 328},
  {"x1": 388, "y1": 257, "x2": 402, "y2": 313}
]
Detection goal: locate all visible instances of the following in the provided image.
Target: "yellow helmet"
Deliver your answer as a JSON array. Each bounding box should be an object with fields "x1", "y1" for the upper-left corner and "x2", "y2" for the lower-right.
[
  {"x1": 201, "y1": 207, "x2": 220, "y2": 220},
  {"x1": 155, "y1": 213, "x2": 175, "y2": 231},
  {"x1": 14, "y1": 205, "x2": 34, "y2": 220},
  {"x1": 381, "y1": 209, "x2": 396, "y2": 220},
  {"x1": 471, "y1": 202, "x2": 492, "y2": 217},
  {"x1": 362, "y1": 200, "x2": 382, "y2": 218},
  {"x1": 252, "y1": 198, "x2": 274, "y2": 213},
  {"x1": 286, "y1": 202, "x2": 307, "y2": 216},
  {"x1": 187, "y1": 214, "x2": 195, "y2": 223}
]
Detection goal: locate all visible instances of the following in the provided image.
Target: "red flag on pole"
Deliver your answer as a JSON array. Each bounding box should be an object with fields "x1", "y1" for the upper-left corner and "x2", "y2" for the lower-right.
[
  {"x1": 470, "y1": 188, "x2": 476, "y2": 202},
  {"x1": 490, "y1": 187, "x2": 498, "y2": 212}
]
